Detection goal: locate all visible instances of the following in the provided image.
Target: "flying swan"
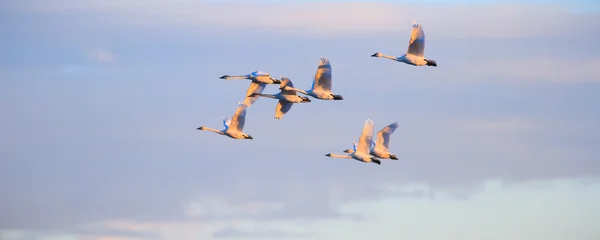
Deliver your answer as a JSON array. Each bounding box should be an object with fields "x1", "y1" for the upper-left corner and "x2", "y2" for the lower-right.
[
  {"x1": 196, "y1": 102, "x2": 253, "y2": 139},
  {"x1": 249, "y1": 77, "x2": 311, "y2": 119},
  {"x1": 325, "y1": 118, "x2": 382, "y2": 165},
  {"x1": 219, "y1": 71, "x2": 282, "y2": 106},
  {"x1": 279, "y1": 57, "x2": 343, "y2": 101},
  {"x1": 343, "y1": 122, "x2": 399, "y2": 160},
  {"x1": 371, "y1": 21, "x2": 437, "y2": 67}
]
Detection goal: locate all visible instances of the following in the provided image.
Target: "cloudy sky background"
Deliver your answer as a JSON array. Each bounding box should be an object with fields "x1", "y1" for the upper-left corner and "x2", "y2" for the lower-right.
[{"x1": 1, "y1": 0, "x2": 600, "y2": 239}]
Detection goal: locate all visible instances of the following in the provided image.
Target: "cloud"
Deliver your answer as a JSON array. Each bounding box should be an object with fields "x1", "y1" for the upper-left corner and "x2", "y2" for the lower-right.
[
  {"x1": 87, "y1": 49, "x2": 116, "y2": 63},
  {"x1": 213, "y1": 228, "x2": 310, "y2": 239},
  {"x1": 10, "y1": 1, "x2": 600, "y2": 38}
]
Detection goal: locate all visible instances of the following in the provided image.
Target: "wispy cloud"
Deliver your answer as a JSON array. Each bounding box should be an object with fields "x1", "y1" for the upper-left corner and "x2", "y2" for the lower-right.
[
  {"x1": 11, "y1": 1, "x2": 600, "y2": 38},
  {"x1": 88, "y1": 49, "x2": 116, "y2": 63}
]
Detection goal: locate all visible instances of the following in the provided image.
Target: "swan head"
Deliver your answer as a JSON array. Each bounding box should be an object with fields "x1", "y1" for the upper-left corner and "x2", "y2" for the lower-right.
[
  {"x1": 197, "y1": 126, "x2": 205, "y2": 130},
  {"x1": 371, "y1": 158, "x2": 381, "y2": 165},
  {"x1": 331, "y1": 94, "x2": 343, "y2": 100},
  {"x1": 300, "y1": 96, "x2": 311, "y2": 102},
  {"x1": 325, "y1": 153, "x2": 332, "y2": 157},
  {"x1": 425, "y1": 59, "x2": 437, "y2": 67},
  {"x1": 370, "y1": 52, "x2": 382, "y2": 57}
]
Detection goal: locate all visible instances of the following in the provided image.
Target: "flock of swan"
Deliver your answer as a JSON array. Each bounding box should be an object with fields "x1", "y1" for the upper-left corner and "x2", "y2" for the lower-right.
[{"x1": 197, "y1": 21, "x2": 437, "y2": 165}]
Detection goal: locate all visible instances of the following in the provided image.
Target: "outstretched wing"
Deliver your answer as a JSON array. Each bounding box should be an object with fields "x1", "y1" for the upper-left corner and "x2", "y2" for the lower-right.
[
  {"x1": 312, "y1": 57, "x2": 332, "y2": 92},
  {"x1": 251, "y1": 71, "x2": 270, "y2": 77},
  {"x1": 275, "y1": 100, "x2": 293, "y2": 119},
  {"x1": 406, "y1": 21, "x2": 425, "y2": 57},
  {"x1": 229, "y1": 102, "x2": 249, "y2": 131},
  {"x1": 279, "y1": 77, "x2": 297, "y2": 95},
  {"x1": 356, "y1": 119, "x2": 375, "y2": 154},
  {"x1": 244, "y1": 82, "x2": 267, "y2": 106},
  {"x1": 223, "y1": 116, "x2": 231, "y2": 130},
  {"x1": 376, "y1": 122, "x2": 399, "y2": 149}
]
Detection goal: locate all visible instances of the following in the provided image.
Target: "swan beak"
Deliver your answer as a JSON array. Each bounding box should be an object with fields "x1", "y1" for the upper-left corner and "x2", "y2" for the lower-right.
[
  {"x1": 371, "y1": 159, "x2": 381, "y2": 165},
  {"x1": 245, "y1": 135, "x2": 253, "y2": 139},
  {"x1": 343, "y1": 149, "x2": 350, "y2": 153},
  {"x1": 325, "y1": 153, "x2": 332, "y2": 157},
  {"x1": 370, "y1": 53, "x2": 378, "y2": 57},
  {"x1": 332, "y1": 95, "x2": 343, "y2": 100},
  {"x1": 219, "y1": 75, "x2": 228, "y2": 79},
  {"x1": 425, "y1": 59, "x2": 437, "y2": 67},
  {"x1": 390, "y1": 154, "x2": 398, "y2": 160},
  {"x1": 303, "y1": 97, "x2": 311, "y2": 102},
  {"x1": 272, "y1": 79, "x2": 282, "y2": 84},
  {"x1": 197, "y1": 126, "x2": 205, "y2": 130}
]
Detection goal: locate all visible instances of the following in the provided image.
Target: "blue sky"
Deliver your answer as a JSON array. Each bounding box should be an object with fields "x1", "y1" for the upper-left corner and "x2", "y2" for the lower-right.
[{"x1": 1, "y1": 0, "x2": 600, "y2": 240}]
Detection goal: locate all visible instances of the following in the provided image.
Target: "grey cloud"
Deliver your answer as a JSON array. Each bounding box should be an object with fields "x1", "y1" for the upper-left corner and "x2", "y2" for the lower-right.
[{"x1": 213, "y1": 228, "x2": 311, "y2": 239}]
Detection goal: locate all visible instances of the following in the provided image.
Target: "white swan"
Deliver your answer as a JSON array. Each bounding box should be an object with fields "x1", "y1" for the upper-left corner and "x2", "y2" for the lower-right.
[
  {"x1": 196, "y1": 102, "x2": 253, "y2": 139},
  {"x1": 249, "y1": 77, "x2": 311, "y2": 119},
  {"x1": 343, "y1": 122, "x2": 399, "y2": 160},
  {"x1": 371, "y1": 21, "x2": 437, "y2": 67},
  {"x1": 279, "y1": 57, "x2": 343, "y2": 101},
  {"x1": 219, "y1": 71, "x2": 282, "y2": 106},
  {"x1": 325, "y1": 119, "x2": 382, "y2": 165}
]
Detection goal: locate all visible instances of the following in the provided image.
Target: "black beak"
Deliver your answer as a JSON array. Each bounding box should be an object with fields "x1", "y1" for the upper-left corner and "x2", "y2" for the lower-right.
[
  {"x1": 325, "y1": 153, "x2": 332, "y2": 157},
  {"x1": 303, "y1": 97, "x2": 311, "y2": 102},
  {"x1": 197, "y1": 126, "x2": 204, "y2": 130},
  {"x1": 246, "y1": 135, "x2": 253, "y2": 139},
  {"x1": 371, "y1": 159, "x2": 381, "y2": 165},
  {"x1": 272, "y1": 79, "x2": 282, "y2": 84},
  {"x1": 219, "y1": 75, "x2": 228, "y2": 79},
  {"x1": 370, "y1": 53, "x2": 378, "y2": 57},
  {"x1": 389, "y1": 154, "x2": 398, "y2": 160},
  {"x1": 425, "y1": 59, "x2": 437, "y2": 67},
  {"x1": 332, "y1": 94, "x2": 343, "y2": 100}
]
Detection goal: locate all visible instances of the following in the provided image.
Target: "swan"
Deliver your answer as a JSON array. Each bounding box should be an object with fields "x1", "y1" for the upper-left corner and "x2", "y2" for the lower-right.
[
  {"x1": 371, "y1": 21, "x2": 437, "y2": 67},
  {"x1": 219, "y1": 71, "x2": 282, "y2": 106},
  {"x1": 249, "y1": 77, "x2": 311, "y2": 119},
  {"x1": 196, "y1": 102, "x2": 253, "y2": 139},
  {"x1": 279, "y1": 57, "x2": 343, "y2": 101},
  {"x1": 343, "y1": 122, "x2": 399, "y2": 160},
  {"x1": 325, "y1": 118, "x2": 382, "y2": 165}
]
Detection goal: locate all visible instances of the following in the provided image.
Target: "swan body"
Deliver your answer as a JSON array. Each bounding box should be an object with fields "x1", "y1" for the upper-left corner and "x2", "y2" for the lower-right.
[
  {"x1": 219, "y1": 71, "x2": 282, "y2": 106},
  {"x1": 325, "y1": 119, "x2": 382, "y2": 165},
  {"x1": 343, "y1": 122, "x2": 399, "y2": 160},
  {"x1": 249, "y1": 77, "x2": 311, "y2": 119},
  {"x1": 196, "y1": 102, "x2": 253, "y2": 139},
  {"x1": 280, "y1": 57, "x2": 343, "y2": 101},
  {"x1": 371, "y1": 21, "x2": 437, "y2": 67}
]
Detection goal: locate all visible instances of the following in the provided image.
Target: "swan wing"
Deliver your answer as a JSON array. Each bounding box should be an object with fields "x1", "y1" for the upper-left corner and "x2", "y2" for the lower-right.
[
  {"x1": 313, "y1": 57, "x2": 332, "y2": 92},
  {"x1": 275, "y1": 100, "x2": 293, "y2": 119},
  {"x1": 229, "y1": 102, "x2": 249, "y2": 131},
  {"x1": 251, "y1": 71, "x2": 270, "y2": 77},
  {"x1": 407, "y1": 21, "x2": 426, "y2": 57},
  {"x1": 356, "y1": 119, "x2": 375, "y2": 154},
  {"x1": 376, "y1": 122, "x2": 398, "y2": 149},
  {"x1": 279, "y1": 77, "x2": 297, "y2": 95},
  {"x1": 223, "y1": 116, "x2": 231, "y2": 130},
  {"x1": 244, "y1": 82, "x2": 267, "y2": 106}
]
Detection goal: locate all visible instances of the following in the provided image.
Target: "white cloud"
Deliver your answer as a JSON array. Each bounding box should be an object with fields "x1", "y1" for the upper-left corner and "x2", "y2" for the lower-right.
[
  {"x1": 88, "y1": 49, "x2": 116, "y2": 63},
  {"x1": 12, "y1": 1, "x2": 599, "y2": 39},
  {"x1": 182, "y1": 197, "x2": 284, "y2": 218}
]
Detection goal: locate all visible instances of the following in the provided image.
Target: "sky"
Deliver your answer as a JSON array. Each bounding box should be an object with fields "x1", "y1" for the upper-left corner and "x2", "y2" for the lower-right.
[{"x1": 1, "y1": 0, "x2": 600, "y2": 239}]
